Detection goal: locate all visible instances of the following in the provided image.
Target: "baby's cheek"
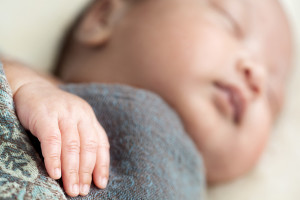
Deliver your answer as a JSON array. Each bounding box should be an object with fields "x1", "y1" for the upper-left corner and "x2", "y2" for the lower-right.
[
  {"x1": 232, "y1": 102, "x2": 273, "y2": 173},
  {"x1": 196, "y1": 104, "x2": 272, "y2": 183},
  {"x1": 242, "y1": 100, "x2": 273, "y2": 143}
]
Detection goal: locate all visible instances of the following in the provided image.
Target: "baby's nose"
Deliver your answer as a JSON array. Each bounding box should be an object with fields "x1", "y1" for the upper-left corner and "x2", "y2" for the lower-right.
[{"x1": 236, "y1": 59, "x2": 266, "y2": 97}]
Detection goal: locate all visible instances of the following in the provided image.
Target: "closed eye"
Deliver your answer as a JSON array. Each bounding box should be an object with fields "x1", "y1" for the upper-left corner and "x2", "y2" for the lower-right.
[{"x1": 210, "y1": 2, "x2": 243, "y2": 38}]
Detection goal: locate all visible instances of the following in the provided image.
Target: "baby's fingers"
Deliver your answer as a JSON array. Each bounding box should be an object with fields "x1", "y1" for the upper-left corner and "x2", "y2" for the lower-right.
[
  {"x1": 60, "y1": 120, "x2": 80, "y2": 197},
  {"x1": 93, "y1": 121, "x2": 110, "y2": 189},
  {"x1": 78, "y1": 120, "x2": 98, "y2": 196},
  {"x1": 33, "y1": 118, "x2": 62, "y2": 180}
]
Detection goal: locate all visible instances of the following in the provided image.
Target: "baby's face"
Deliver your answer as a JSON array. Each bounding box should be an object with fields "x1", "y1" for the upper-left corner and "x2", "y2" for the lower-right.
[
  {"x1": 103, "y1": 0, "x2": 291, "y2": 183},
  {"x1": 65, "y1": 0, "x2": 292, "y2": 183}
]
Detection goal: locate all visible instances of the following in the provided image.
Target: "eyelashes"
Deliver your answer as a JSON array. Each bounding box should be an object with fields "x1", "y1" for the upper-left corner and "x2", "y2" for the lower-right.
[{"x1": 210, "y1": 2, "x2": 243, "y2": 38}]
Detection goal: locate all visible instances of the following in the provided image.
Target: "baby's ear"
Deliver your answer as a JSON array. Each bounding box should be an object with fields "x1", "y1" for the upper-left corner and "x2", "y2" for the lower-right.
[{"x1": 74, "y1": 0, "x2": 126, "y2": 47}]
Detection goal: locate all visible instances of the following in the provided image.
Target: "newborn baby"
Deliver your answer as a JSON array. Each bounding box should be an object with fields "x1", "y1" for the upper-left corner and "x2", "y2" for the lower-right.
[{"x1": 2, "y1": 0, "x2": 292, "y2": 197}]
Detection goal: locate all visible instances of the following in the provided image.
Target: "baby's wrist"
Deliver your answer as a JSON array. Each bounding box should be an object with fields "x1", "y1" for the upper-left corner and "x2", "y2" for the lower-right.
[
  {"x1": 1, "y1": 59, "x2": 58, "y2": 96},
  {"x1": 14, "y1": 80, "x2": 56, "y2": 98}
]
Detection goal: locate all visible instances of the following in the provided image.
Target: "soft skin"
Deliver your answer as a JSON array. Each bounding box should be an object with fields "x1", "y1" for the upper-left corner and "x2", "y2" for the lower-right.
[
  {"x1": 58, "y1": 0, "x2": 292, "y2": 183},
  {"x1": 2, "y1": 59, "x2": 110, "y2": 197}
]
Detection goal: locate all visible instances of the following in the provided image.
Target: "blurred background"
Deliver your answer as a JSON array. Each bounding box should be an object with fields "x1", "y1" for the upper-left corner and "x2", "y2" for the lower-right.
[{"x1": 0, "y1": 0, "x2": 299, "y2": 199}]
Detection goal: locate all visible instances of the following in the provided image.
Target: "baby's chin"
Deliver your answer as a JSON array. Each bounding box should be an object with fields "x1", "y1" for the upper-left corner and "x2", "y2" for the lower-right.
[
  {"x1": 205, "y1": 158, "x2": 256, "y2": 184},
  {"x1": 198, "y1": 140, "x2": 266, "y2": 184}
]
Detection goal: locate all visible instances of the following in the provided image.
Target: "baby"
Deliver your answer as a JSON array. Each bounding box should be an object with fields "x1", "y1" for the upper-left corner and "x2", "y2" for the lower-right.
[{"x1": 2, "y1": 0, "x2": 292, "y2": 197}]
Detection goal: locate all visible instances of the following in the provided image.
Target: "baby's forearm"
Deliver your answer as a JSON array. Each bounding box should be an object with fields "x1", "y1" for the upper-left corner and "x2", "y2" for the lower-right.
[{"x1": 1, "y1": 58, "x2": 62, "y2": 95}]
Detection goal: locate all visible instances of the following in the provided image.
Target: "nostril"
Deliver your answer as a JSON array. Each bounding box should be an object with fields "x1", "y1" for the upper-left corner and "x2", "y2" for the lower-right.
[
  {"x1": 245, "y1": 69, "x2": 261, "y2": 94},
  {"x1": 239, "y1": 62, "x2": 262, "y2": 95},
  {"x1": 250, "y1": 84, "x2": 259, "y2": 94},
  {"x1": 244, "y1": 68, "x2": 251, "y2": 78}
]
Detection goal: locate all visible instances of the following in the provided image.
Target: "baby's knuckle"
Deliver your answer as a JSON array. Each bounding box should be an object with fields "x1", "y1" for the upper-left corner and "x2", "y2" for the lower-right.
[
  {"x1": 69, "y1": 104, "x2": 92, "y2": 120},
  {"x1": 72, "y1": 98, "x2": 86, "y2": 107},
  {"x1": 58, "y1": 118, "x2": 73, "y2": 129},
  {"x1": 68, "y1": 168, "x2": 79, "y2": 176},
  {"x1": 48, "y1": 153, "x2": 60, "y2": 161},
  {"x1": 80, "y1": 100, "x2": 91, "y2": 108},
  {"x1": 80, "y1": 169, "x2": 92, "y2": 176},
  {"x1": 65, "y1": 140, "x2": 80, "y2": 154},
  {"x1": 80, "y1": 103, "x2": 94, "y2": 114},
  {"x1": 44, "y1": 134, "x2": 61, "y2": 145},
  {"x1": 64, "y1": 105, "x2": 77, "y2": 118},
  {"x1": 83, "y1": 104, "x2": 92, "y2": 112},
  {"x1": 82, "y1": 140, "x2": 98, "y2": 153}
]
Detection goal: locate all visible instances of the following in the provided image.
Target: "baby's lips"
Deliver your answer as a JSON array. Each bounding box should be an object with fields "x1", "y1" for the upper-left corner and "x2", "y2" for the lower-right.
[
  {"x1": 213, "y1": 81, "x2": 246, "y2": 124},
  {"x1": 212, "y1": 86, "x2": 234, "y2": 120}
]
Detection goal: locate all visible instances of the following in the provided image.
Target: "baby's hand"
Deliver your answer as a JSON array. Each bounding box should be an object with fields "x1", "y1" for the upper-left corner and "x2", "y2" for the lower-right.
[{"x1": 13, "y1": 82, "x2": 110, "y2": 197}]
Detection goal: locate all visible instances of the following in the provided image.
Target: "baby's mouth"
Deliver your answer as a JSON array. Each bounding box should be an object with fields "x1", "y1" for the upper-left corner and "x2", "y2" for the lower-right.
[{"x1": 213, "y1": 81, "x2": 246, "y2": 124}]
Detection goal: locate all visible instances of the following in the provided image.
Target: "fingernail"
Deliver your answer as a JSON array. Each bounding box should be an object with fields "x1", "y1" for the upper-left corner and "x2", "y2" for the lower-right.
[
  {"x1": 81, "y1": 184, "x2": 90, "y2": 195},
  {"x1": 72, "y1": 184, "x2": 79, "y2": 194},
  {"x1": 100, "y1": 177, "x2": 108, "y2": 188},
  {"x1": 54, "y1": 168, "x2": 61, "y2": 179}
]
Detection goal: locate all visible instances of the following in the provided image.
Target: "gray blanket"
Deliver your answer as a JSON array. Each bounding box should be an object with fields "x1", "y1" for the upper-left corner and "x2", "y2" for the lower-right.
[{"x1": 0, "y1": 64, "x2": 206, "y2": 199}]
